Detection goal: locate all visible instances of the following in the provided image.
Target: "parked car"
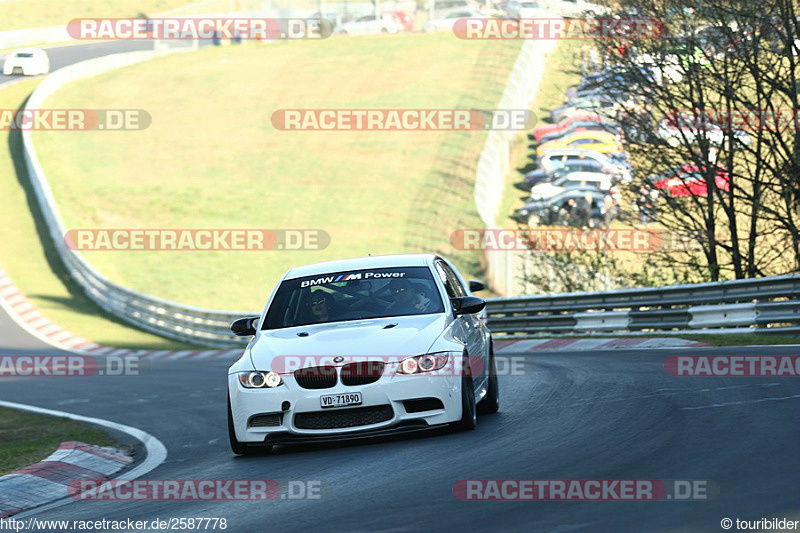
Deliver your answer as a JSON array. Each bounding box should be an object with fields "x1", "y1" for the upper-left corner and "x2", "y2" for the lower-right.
[
  {"x1": 516, "y1": 159, "x2": 627, "y2": 191},
  {"x1": 569, "y1": 84, "x2": 629, "y2": 102},
  {"x1": 504, "y1": 0, "x2": 544, "y2": 18},
  {"x1": 527, "y1": 171, "x2": 613, "y2": 202},
  {"x1": 423, "y1": 9, "x2": 485, "y2": 32},
  {"x1": 537, "y1": 149, "x2": 632, "y2": 181},
  {"x1": 536, "y1": 120, "x2": 620, "y2": 145},
  {"x1": 433, "y1": 0, "x2": 479, "y2": 17},
  {"x1": 656, "y1": 114, "x2": 751, "y2": 147},
  {"x1": 553, "y1": 0, "x2": 611, "y2": 18},
  {"x1": 550, "y1": 98, "x2": 619, "y2": 123},
  {"x1": 337, "y1": 14, "x2": 400, "y2": 35},
  {"x1": 2, "y1": 48, "x2": 50, "y2": 76},
  {"x1": 569, "y1": 66, "x2": 657, "y2": 97},
  {"x1": 533, "y1": 112, "x2": 604, "y2": 142},
  {"x1": 536, "y1": 130, "x2": 624, "y2": 156},
  {"x1": 649, "y1": 165, "x2": 730, "y2": 197},
  {"x1": 632, "y1": 42, "x2": 711, "y2": 84},
  {"x1": 383, "y1": 10, "x2": 415, "y2": 31},
  {"x1": 512, "y1": 187, "x2": 608, "y2": 227}
]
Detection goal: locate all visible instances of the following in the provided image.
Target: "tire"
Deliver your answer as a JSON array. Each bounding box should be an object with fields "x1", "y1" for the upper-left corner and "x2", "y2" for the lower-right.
[
  {"x1": 477, "y1": 344, "x2": 500, "y2": 415},
  {"x1": 451, "y1": 356, "x2": 477, "y2": 431},
  {"x1": 228, "y1": 396, "x2": 272, "y2": 456}
]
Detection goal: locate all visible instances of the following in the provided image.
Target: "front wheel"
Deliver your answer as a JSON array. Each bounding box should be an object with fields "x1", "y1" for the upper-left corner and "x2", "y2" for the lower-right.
[
  {"x1": 477, "y1": 345, "x2": 500, "y2": 415},
  {"x1": 228, "y1": 396, "x2": 272, "y2": 456},
  {"x1": 451, "y1": 359, "x2": 477, "y2": 431}
]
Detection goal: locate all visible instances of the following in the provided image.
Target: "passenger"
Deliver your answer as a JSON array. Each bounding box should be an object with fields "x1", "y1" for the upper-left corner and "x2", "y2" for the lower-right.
[{"x1": 309, "y1": 291, "x2": 334, "y2": 323}]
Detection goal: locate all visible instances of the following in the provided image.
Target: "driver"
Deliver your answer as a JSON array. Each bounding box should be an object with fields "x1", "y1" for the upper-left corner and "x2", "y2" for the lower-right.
[{"x1": 387, "y1": 279, "x2": 431, "y2": 314}]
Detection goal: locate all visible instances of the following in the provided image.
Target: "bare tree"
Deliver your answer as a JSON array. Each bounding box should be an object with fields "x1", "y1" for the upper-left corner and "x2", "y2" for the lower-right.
[{"x1": 595, "y1": 0, "x2": 800, "y2": 281}]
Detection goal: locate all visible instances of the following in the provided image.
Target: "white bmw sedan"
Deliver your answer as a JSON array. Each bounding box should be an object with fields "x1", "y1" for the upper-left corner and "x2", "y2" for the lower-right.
[
  {"x1": 2, "y1": 49, "x2": 50, "y2": 76},
  {"x1": 227, "y1": 254, "x2": 499, "y2": 455}
]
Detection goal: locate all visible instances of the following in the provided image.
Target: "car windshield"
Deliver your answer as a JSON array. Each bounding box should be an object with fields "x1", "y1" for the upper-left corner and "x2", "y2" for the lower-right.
[
  {"x1": 263, "y1": 266, "x2": 445, "y2": 329},
  {"x1": 15, "y1": 53, "x2": 34, "y2": 58}
]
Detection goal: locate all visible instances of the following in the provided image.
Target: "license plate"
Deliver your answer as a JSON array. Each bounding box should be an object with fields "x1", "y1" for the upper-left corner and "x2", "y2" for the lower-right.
[{"x1": 320, "y1": 392, "x2": 362, "y2": 409}]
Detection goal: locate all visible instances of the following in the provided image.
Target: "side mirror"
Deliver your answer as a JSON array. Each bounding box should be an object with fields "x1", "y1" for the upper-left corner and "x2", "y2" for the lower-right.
[
  {"x1": 468, "y1": 280, "x2": 485, "y2": 292},
  {"x1": 231, "y1": 316, "x2": 259, "y2": 336},
  {"x1": 451, "y1": 296, "x2": 486, "y2": 316}
]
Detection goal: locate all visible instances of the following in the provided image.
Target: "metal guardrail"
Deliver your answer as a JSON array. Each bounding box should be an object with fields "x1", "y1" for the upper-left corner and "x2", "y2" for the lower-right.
[
  {"x1": 21, "y1": 51, "x2": 255, "y2": 347},
  {"x1": 485, "y1": 274, "x2": 800, "y2": 337}
]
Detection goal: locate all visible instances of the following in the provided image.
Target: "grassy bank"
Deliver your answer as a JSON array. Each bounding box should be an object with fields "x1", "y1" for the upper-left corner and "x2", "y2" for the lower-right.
[
  {"x1": 34, "y1": 34, "x2": 522, "y2": 309},
  {"x1": 0, "y1": 79, "x2": 208, "y2": 349}
]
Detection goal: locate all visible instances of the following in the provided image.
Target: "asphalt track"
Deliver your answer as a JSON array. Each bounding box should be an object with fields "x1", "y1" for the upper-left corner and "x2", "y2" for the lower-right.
[
  {"x1": 1, "y1": 39, "x2": 799, "y2": 533},
  {"x1": 0, "y1": 41, "x2": 153, "y2": 87},
  {"x1": 2, "y1": 298, "x2": 800, "y2": 532}
]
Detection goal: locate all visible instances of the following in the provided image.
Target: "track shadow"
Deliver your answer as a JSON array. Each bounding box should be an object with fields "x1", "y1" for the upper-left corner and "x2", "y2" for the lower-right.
[{"x1": 5, "y1": 95, "x2": 202, "y2": 351}]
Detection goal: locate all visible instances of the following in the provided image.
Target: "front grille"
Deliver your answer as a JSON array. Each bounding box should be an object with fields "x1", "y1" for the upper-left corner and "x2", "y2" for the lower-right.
[
  {"x1": 294, "y1": 365, "x2": 337, "y2": 389},
  {"x1": 248, "y1": 413, "x2": 284, "y2": 428},
  {"x1": 294, "y1": 405, "x2": 393, "y2": 430},
  {"x1": 403, "y1": 398, "x2": 445, "y2": 413},
  {"x1": 340, "y1": 361, "x2": 384, "y2": 386}
]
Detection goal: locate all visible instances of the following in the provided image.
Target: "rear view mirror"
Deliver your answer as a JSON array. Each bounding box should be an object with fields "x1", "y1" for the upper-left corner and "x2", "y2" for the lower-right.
[
  {"x1": 451, "y1": 296, "x2": 486, "y2": 316},
  {"x1": 468, "y1": 280, "x2": 485, "y2": 292},
  {"x1": 231, "y1": 316, "x2": 259, "y2": 336}
]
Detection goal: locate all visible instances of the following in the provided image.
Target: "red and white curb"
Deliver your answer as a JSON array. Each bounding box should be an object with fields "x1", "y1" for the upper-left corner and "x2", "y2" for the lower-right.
[
  {"x1": 0, "y1": 442, "x2": 132, "y2": 518},
  {"x1": 495, "y1": 337, "x2": 707, "y2": 353},
  {"x1": 0, "y1": 268, "x2": 242, "y2": 361}
]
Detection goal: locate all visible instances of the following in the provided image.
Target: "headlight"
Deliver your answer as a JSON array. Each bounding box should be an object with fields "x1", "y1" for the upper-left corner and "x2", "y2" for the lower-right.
[
  {"x1": 238, "y1": 371, "x2": 283, "y2": 388},
  {"x1": 397, "y1": 353, "x2": 450, "y2": 375}
]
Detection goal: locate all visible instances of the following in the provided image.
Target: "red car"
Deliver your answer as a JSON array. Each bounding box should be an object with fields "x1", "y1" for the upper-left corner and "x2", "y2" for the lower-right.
[
  {"x1": 383, "y1": 10, "x2": 415, "y2": 31},
  {"x1": 653, "y1": 165, "x2": 730, "y2": 197},
  {"x1": 533, "y1": 113, "x2": 603, "y2": 142}
]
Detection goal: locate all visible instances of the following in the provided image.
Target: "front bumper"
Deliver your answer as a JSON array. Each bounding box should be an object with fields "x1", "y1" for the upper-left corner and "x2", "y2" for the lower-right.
[{"x1": 228, "y1": 369, "x2": 461, "y2": 444}]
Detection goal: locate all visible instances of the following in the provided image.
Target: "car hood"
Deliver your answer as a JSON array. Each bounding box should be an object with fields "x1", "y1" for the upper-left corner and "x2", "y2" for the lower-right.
[{"x1": 250, "y1": 314, "x2": 450, "y2": 369}]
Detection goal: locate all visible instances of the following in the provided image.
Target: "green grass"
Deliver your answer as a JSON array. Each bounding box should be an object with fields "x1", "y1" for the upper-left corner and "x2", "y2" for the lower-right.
[
  {"x1": 0, "y1": 0, "x2": 198, "y2": 32},
  {"x1": 0, "y1": 79, "x2": 210, "y2": 349},
  {"x1": 0, "y1": 407, "x2": 117, "y2": 475},
  {"x1": 680, "y1": 334, "x2": 800, "y2": 347},
  {"x1": 33, "y1": 34, "x2": 522, "y2": 310}
]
